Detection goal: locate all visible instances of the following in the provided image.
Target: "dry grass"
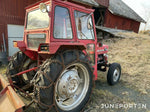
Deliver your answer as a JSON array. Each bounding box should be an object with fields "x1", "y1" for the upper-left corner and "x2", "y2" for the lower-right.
[
  {"x1": 85, "y1": 88, "x2": 130, "y2": 112},
  {"x1": 0, "y1": 65, "x2": 7, "y2": 74},
  {"x1": 117, "y1": 32, "x2": 150, "y2": 38},
  {"x1": 140, "y1": 30, "x2": 150, "y2": 35},
  {"x1": 0, "y1": 65, "x2": 7, "y2": 81},
  {"x1": 104, "y1": 33, "x2": 150, "y2": 94}
]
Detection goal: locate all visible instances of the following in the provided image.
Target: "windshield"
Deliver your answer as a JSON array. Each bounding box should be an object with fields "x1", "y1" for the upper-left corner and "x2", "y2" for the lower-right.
[{"x1": 26, "y1": 9, "x2": 49, "y2": 30}]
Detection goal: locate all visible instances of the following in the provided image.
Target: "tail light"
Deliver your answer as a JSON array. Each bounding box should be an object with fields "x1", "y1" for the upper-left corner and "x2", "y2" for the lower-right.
[
  {"x1": 13, "y1": 41, "x2": 18, "y2": 48},
  {"x1": 40, "y1": 44, "x2": 49, "y2": 51},
  {"x1": 86, "y1": 44, "x2": 95, "y2": 64}
]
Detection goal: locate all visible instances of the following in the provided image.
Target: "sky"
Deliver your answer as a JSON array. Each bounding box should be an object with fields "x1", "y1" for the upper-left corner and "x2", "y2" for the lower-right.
[{"x1": 122, "y1": 0, "x2": 150, "y2": 31}]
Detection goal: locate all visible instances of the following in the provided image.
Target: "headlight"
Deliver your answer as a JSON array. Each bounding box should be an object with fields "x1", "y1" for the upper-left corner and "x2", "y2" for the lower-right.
[
  {"x1": 39, "y1": 3, "x2": 47, "y2": 13},
  {"x1": 13, "y1": 41, "x2": 18, "y2": 48}
]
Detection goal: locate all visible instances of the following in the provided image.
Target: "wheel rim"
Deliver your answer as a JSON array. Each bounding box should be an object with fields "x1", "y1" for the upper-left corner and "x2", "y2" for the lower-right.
[
  {"x1": 55, "y1": 63, "x2": 89, "y2": 111},
  {"x1": 113, "y1": 68, "x2": 120, "y2": 82}
]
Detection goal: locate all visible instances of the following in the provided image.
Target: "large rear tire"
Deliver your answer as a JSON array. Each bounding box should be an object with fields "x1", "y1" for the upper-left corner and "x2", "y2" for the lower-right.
[
  {"x1": 34, "y1": 50, "x2": 93, "y2": 112},
  {"x1": 6, "y1": 51, "x2": 37, "y2": 90}
]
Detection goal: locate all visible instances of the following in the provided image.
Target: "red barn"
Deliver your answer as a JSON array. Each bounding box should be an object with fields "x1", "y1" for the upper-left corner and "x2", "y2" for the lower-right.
[
  {"x1": 94, "y1": 0, "x2": 145, "y2": 33},
  {"x1": 104, "y1": 0, "x2": 145, "y2": 33}
]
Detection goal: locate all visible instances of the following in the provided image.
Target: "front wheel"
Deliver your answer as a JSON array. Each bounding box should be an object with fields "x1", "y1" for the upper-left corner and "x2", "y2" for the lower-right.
[
  {"x1": 34, "y1": 50, "x2": 93, "y2": 112},
  {"x1": 107, "y1": 63, "x2": 121, "y2": 85}
]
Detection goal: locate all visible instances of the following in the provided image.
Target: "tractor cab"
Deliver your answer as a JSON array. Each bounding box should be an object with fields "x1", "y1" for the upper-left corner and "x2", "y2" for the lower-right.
[
  {"x1": 22, "y1": 0, "x2": 98, "y2": 57},
  {"x1": 16, "y1": 0, "x2": 104, "y2": 79}
]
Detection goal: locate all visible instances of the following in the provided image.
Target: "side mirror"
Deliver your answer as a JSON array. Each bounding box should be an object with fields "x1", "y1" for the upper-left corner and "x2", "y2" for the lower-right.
[
  {"x1": 39, "y1": 3, "x2": 48, "y2": 13},
  {"x1": 87, "y1": 17, "x2": 93, "y2": 30}
]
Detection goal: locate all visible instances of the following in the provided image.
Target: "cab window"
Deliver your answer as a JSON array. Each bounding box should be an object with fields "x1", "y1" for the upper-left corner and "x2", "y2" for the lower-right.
[
  {"x1": 54, "y1": 6, "x2": 73, "y2": 39},
  {"x1": 27, "y1": 9, "x2": 49, "y2": 30},
  {"x1": 74, "y1": 11, "x2": 94, "y2": 40}
]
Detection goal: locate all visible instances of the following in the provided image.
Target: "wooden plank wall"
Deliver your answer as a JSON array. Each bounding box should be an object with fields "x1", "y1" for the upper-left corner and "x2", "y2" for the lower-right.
[
  {"x1": 0, "y1": 0, "x2": 40, "y2": 25},
  {"x1": 104, "y1": 9, "x2": 140, "y2": 33}
]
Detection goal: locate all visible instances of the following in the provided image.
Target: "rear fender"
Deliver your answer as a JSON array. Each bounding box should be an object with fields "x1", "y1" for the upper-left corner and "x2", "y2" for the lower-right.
[
  {"x1": 49, "y1": 42, "x2": 86, "y2": 54},
  {"x1": 16, "y1": 41, "x2": 38, "y2": 60}
]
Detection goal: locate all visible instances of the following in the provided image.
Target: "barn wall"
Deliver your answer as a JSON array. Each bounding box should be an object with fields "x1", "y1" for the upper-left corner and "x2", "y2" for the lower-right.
[
  {"x1": 104, "y1": 9, "x2": 140, "y2": 33},
  {"x1": 0, "y1": 0, "x2": 40, "y2": 24},
  {"x1": 0, "y1": 0, "x2": 40, "y2": 52}
]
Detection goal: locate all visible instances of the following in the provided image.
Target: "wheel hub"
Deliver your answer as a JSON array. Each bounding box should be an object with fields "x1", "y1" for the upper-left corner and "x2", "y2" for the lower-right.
[
  {"x1": 113, "y1": 68, "x2": 120, "y2": 82},
  {"x1": 55, "y1": 63, "x2": 90, "y2": 111},
  {"x1": 57, "y1": 70, "x2": 80, "y2": 99}
]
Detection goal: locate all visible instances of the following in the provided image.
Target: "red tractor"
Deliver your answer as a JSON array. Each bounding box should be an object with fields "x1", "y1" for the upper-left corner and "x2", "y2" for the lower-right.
[{"x1": 6, "y1": 0, "x2": 121, "y2": 111}]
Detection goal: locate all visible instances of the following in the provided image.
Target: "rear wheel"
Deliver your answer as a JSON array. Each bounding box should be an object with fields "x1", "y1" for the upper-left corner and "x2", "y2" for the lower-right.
[
  {"x1": 22, "y1": 59, "x2": 37, "y2": 84},
  {"x1": 6, "y1": 51, "x2": 37, "y2": 90},
  {"x1": 34, "y1": 50, "x2": 93, "y2": 112}
]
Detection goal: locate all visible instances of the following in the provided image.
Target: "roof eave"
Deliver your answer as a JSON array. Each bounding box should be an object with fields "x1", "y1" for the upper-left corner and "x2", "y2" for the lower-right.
[
  {"x1": 108, "y1": 9, "x2": 146, "y2": 23},
  {"x1": 72, "y1": 0, "x2": 99, "y2": 7}
]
